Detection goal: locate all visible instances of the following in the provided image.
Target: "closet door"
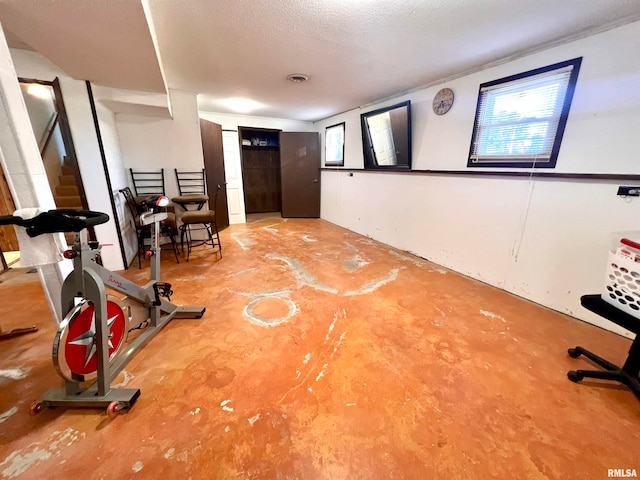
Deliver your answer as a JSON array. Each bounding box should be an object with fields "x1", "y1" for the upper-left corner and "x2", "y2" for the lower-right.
[
  {"x1": 241, "y1": 146, "x2": 280, "y2": 213},
  {"x1": 280, "y1": 132, "x2": 320, "y2": 218}
]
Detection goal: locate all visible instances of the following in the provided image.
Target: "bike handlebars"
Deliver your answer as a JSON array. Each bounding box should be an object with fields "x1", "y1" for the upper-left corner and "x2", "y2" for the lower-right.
[{"x1": 0, "y1": 209, "x2": 109, "y2": 237}]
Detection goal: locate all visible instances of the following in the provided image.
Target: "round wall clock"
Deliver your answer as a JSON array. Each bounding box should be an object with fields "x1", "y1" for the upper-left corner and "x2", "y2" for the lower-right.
[{"x1": 433, "y1": 88, "x2": 454, "y2": 115}]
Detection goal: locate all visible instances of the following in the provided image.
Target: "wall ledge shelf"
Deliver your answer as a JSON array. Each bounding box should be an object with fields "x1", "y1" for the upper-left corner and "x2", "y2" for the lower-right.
[
  {"x1": 241, "y1": 145, "x2": 279, "y2": 150},
  {"x1": 320, "y1": 168, "x2": 640, "y2": 181}
]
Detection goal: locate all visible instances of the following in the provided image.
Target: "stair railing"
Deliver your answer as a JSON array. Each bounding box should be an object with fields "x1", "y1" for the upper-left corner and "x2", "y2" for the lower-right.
[{"x1": 39, "y1": 112, "x2": 59, "y2": 157}]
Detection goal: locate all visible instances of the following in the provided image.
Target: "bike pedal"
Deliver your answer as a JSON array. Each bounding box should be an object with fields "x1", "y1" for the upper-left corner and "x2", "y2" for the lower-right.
[{"x1": 153, "y1": 282, "x2": 173, "y2": 303}]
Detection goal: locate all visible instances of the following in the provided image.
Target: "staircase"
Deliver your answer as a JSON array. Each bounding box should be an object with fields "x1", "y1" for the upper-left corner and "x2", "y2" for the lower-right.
[
  {"x1": 53, "y1": 161, "x2": 83, "y2": 245},
  {"x1": 54, "y1": 162, "x2": 83, "y2": 211}
]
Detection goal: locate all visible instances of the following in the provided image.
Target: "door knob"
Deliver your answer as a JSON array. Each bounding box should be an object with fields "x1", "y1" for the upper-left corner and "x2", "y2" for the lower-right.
[{"x1": 313, "y1": 179, "x2": 318, "y2": 183}]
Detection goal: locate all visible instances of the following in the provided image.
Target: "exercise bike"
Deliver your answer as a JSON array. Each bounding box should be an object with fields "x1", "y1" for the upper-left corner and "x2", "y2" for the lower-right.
[{"x1": 1, "y1": 196, "x2": 205, "y2": 416}]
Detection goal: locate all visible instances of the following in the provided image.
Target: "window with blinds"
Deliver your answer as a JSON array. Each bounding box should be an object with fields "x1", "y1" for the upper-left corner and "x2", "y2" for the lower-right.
[{"x1": 468, "y1": 57, "x2": 582, "y2": 168}]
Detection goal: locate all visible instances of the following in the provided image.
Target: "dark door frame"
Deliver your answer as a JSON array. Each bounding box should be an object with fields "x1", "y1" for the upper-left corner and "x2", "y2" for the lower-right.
[
  {"x1": 19, "y1": 78, "x2": 91, "y2": 213},
  {"x1": 17, "y1": 77, "x2": 101, "y2": 244}
]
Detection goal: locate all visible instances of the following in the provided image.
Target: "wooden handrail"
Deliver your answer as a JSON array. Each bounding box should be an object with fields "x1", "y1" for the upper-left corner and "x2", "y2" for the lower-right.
[{"x1": 39, "y1": 112, "x2": 59, "y2": 157}]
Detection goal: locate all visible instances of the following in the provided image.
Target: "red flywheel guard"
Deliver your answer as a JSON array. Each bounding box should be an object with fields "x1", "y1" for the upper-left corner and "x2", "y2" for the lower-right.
[{"x1": 54, "y1": 297, "x2": 127, "y2": 381}]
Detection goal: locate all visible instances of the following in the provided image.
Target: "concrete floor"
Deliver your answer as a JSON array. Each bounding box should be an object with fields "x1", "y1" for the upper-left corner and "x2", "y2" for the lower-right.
[{"x1": 0, "y1": 215, "x2": 638, "y2": 479}]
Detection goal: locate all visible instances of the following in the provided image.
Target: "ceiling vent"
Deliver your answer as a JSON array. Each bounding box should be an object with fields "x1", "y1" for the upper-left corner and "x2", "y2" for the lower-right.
[{"x1": 286, "y1": 73, "x2": 309, "y2": 83}]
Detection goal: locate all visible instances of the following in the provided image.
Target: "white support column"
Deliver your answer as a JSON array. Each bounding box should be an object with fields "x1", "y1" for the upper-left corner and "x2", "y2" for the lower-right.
[{"x1": 0, "y1": 22, "x2": 71, "y2": 323}]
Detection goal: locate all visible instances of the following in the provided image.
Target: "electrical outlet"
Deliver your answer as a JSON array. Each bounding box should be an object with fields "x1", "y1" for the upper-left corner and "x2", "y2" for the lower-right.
[{"x1": 617, "y1": 186, "x2": 640, "y2": 196}]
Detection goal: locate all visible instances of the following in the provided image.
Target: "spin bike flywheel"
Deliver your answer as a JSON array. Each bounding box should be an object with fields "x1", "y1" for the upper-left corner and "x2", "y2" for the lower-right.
[{"x1": 53, "y1": 295, "x2": 130, "y2": 382}]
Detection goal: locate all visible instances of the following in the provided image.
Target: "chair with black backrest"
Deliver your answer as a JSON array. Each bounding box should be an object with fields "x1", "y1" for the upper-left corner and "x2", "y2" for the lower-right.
[
  {"x1": 179, "y1": 183, "x2": 223, "y2": 261},
  {"x1": 173, "y1": 169, "x2": 209, "y2": 211},
  {"x1": 568, "y1": 294, "x2": 640, "y2": 400},
  {"x1": 119, "y1": 187, "x2": 179, "y2": 267},
  {"x1": 129, "y1": 168, "x2": 166, "y2": 200}
]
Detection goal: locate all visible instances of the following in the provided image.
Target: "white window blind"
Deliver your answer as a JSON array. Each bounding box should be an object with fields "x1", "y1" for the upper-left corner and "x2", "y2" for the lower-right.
[{"x1": 470, "y1": 65, "x2": 575, "y2": 164}]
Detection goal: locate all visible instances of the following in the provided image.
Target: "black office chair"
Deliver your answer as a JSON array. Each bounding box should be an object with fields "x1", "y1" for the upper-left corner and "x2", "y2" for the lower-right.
[
  {"x1": 119, "y1": 187, "x2": 179, "y2": 267},
  {"x1": 568, "y1": 294, "x2": 640, "y2": 400},
  {"x1": 129, "y1": 168, "x2": 166, "y2": 198}
]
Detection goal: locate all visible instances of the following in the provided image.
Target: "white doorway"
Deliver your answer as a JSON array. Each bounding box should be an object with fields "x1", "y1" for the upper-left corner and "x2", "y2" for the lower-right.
[{"x1": 222, "y1": 130, "x2": 247, "y2": 224}]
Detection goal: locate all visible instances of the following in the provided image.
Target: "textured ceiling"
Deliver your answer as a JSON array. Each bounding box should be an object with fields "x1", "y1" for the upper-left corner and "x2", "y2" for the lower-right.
[{"x1": 2, "y1": 0, "x2": 640, "y2": 121}]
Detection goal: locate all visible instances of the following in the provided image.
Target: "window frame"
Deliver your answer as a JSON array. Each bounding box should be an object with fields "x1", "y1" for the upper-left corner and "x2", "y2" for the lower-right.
[
  {"x1": 325, "y1": 122, "x2": 345, "y2": 167},
  {"x1": 360, "y1": 100, "x2": 412, "y2": 170},
  {"x1": 467, "y1": 57, "x2": 582, "y2": 169}
]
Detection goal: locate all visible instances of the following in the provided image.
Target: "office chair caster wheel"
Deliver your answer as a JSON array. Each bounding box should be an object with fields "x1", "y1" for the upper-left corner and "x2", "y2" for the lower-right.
[
  {"x1": 29, "y1": 400, "x2": 43, "y2": 416},
  {"x1": 567, "y1": 371, "x2": 583, "y2": 383},
  {"x1": 568, "y1": 348, "x2": 581, "y2": 358},
  {"x1": 107, "y1": 401, "x2": 124, "y2": 418}
]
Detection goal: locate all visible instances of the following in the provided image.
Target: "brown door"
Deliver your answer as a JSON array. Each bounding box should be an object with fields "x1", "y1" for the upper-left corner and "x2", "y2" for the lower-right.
[
  {"x1": 200, "y1": 119, "x2": 229, "y2": 230},
  {"x1": 0, "y1": 164, "x2": 19, "y2": 252},
  {"x1": 280, "y1": 132, "x2": 321, "y2": 218}
]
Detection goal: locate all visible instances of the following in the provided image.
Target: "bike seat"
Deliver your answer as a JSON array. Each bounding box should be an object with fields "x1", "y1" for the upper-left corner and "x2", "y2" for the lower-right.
[{"x1": 139, "y1": 195, "x2": 170, "y2": 210}]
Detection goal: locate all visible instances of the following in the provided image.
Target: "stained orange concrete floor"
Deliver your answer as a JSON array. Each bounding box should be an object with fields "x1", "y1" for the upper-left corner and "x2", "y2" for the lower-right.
[{"x1": 0, "y1": 215, "x2": 639, "y2": 479}]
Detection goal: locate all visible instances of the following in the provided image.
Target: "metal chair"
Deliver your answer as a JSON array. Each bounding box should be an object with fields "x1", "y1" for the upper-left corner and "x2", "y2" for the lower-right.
[
  {"x1": 129, "y1": 168, "x2": 166, "y2": 198},
  {"x1": 179, "y1": 184, "x2": 223, "y2": 261},
  {"x1": 173, "y1": 169, "x2": 208, "y2": 210},
  {"x1": 175, "y1": 169, "x2": 206, "y2": 195},
  {"x1": 119, "y1": 187, "x2": 179, "y2": 267}
]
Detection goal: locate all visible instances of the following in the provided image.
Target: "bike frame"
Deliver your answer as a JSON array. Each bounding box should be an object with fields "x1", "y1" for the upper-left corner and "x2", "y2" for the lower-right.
[{"x1": 41, "y1": 210, "x2": 205, "y2": 409}]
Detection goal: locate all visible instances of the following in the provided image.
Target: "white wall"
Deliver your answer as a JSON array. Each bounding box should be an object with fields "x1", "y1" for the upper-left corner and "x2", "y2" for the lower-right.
[
  {"x1": 9, "y1": 48, "x2": 126, "y2": 270},
  {"x1": 198, "y1": 111, "x2": 313, "y2": 133},
  {"x1": 116, "y1": 89, "x2": 204, "y2": 200},
  {"x1": 91, "y1": 85, "x2": 135, "y2": 263},
  {"x1": 113, "y1": 89, "x2": 203, "y2": 263},
  {"x1": 316, "y1": 21, "x2": 640, "y2": 337}
]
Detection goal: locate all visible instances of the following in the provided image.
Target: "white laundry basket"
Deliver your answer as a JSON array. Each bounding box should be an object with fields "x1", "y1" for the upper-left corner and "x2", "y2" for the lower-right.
[{"x1": 603, "y1": 235, "x2": 640, "y2": 319}]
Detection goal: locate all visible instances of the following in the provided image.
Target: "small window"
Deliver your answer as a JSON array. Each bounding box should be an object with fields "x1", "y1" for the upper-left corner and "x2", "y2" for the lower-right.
[
  {"x1": 325, "y1": 122, "x2": 345, "y2": 166},
  {"x1": 468, "y1": 57, "x2": 582, "y2": 168}
]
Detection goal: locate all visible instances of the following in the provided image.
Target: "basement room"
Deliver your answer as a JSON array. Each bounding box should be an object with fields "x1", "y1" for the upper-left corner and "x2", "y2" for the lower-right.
[{"x1": 0, "y1": 1, "x2": 639, "y2": 478}]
